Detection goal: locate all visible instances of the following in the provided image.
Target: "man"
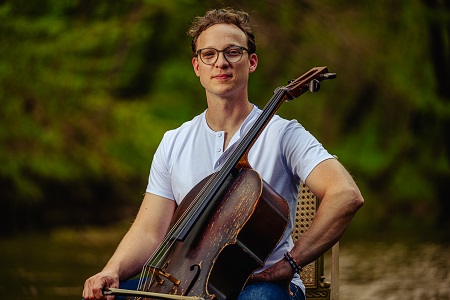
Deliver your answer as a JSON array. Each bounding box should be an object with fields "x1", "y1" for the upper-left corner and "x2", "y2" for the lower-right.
[{"x1": 83, "y1": 8, "x2": 364, "y2": 300}]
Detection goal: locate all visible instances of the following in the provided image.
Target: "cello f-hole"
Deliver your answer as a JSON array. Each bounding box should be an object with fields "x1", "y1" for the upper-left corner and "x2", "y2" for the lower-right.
[{"x1": 184, "y1": 264, "x2": 202, "y2": 296}]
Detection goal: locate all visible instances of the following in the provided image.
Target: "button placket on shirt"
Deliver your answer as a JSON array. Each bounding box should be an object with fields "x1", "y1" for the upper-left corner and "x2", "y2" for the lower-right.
[
  {"x1": 214, "y1": 131, "x2": 244, "y2": 171},
  {"x1": 214, "y1": 131, "x2": 225, "y2": 169}
]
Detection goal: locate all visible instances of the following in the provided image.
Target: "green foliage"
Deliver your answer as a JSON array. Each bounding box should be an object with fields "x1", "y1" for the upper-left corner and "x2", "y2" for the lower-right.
[{"x1": 0, "y1": 0, "x2": 449, "y2": 235}]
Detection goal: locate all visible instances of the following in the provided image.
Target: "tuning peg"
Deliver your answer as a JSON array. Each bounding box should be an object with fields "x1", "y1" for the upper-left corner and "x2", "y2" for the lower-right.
[
  {"x1": 308, "y1": 79, "x2": 320, "y2": 92},
  {"x1": 320, "y1": 73, "x2": 336, "y2": 80}
]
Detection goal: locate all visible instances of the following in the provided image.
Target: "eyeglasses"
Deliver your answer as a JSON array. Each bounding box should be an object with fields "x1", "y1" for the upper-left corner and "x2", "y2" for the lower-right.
[{"x1": 196, "y1": 45, "x2": 249, "y2": 65}]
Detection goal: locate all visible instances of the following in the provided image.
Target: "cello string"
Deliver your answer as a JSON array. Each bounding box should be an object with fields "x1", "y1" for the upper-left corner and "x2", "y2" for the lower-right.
[
  {"x1": 136, "y1": 88, "x2": 287, "y2": 292},
  {"x1": 136, "y1": 87, "x2": 290, "y2": 293}
]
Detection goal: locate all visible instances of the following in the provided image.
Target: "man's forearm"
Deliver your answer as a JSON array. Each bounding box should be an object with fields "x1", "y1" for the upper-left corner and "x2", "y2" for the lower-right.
[
  {"x1": 102, "y1": 227, "x2": 161, "y2": 281},
  {"x1": 291, "y1": 186, "x2": 363, "y2": 267}
]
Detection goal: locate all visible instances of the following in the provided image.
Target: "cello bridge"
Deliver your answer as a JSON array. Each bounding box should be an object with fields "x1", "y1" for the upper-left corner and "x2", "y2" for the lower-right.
[{"x1": 146, "y1": 266, "x2": 181, "y2": 287}]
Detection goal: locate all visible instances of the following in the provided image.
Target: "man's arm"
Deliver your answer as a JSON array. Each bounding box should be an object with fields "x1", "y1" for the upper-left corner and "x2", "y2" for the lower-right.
[
  {"x1": 82, "y1": 193, "x2": 176, "y2": 300},
  {"x1": 252, "y1": 158, "x2": 364, "y2": 283},
  {"x1": 292, "y1": 158, "x2": 364, "y2": 267}
]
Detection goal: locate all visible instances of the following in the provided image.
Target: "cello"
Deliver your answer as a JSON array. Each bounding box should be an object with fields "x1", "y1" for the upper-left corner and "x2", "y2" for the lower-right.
[{"x1": 104, "y1": 67, "x2": 336, "y2": 300}]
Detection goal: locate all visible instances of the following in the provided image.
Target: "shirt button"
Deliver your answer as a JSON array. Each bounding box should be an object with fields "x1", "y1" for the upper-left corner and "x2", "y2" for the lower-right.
[
  {"x1": 218, "y1": 133, "x2": 222, "y2": 137},
  {"x1": 216, "y1": 148, "x2": 221, "y2": 152}
]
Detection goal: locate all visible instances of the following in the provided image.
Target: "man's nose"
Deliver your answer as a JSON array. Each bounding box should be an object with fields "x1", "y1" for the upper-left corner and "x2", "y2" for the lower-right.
[{"x1": 215, "y1": 52, "x2": 229, "y2": 67}]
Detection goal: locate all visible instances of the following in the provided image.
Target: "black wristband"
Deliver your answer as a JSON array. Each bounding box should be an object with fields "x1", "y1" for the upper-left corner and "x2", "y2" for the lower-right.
[{"x1": 284, "y1": 252, "x2": 303, "y2": 273}]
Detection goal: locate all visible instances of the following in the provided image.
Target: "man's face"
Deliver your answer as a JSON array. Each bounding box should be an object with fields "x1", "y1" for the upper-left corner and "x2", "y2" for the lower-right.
[{"x1": 192, "y1": 23, "x2": 258, "y2": 100}]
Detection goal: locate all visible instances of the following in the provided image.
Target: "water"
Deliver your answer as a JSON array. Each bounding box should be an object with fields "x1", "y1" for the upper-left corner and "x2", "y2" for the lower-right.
[
  {"x1": 1, "y1": 225, "x2": 449, "y2": 299},
  {"x1": 0, "y1": 226, "x2": 126, "y2": 300}
]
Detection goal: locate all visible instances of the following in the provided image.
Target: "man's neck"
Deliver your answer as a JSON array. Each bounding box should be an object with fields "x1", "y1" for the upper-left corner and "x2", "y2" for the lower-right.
[{"x1": 206, "y1": 99, "x2": 252, "y2": 131}]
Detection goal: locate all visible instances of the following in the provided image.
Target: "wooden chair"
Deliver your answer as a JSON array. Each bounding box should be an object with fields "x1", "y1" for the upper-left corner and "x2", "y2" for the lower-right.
[{"x1": 292, "y1": 183, "x2": 340, "y2": 300}]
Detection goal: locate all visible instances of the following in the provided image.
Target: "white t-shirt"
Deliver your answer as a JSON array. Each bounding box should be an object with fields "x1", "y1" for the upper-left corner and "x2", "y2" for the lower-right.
[{"x1": 146, "y1": 105, "x2": 334, "y2": 293}]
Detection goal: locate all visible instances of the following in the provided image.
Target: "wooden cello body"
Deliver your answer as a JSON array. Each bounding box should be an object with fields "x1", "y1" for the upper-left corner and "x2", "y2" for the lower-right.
[{"x1": 144, "y1": 168, "x2": 289, "y2": 299}]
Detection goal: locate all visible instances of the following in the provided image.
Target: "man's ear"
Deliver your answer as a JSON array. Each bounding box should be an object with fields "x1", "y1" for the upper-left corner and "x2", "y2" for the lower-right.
[
  {"x1": 192, "y1": 57, "x2": 200, "y2": 77},
  {"x1": 249, "y1": 53, "x2": 258, "y2": 73}
]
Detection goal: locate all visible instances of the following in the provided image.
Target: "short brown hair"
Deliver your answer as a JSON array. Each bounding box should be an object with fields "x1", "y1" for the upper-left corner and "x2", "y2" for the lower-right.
[{"x1": 187, "y1": 8, "x2": 256, "y2": 56}]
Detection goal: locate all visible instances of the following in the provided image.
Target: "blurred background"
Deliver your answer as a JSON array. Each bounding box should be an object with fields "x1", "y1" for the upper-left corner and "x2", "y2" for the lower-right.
[{"x1": 0, "y1": 0, "x2": 449, "y2": 299}]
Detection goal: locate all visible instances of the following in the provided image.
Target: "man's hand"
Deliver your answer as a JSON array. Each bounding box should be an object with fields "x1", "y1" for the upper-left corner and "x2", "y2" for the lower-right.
[
  {"x1": 83, "y1": 271, "x2": 119, "y2": 300},
  {"x1": 250, "y1": 257, "x2": 295, "y2": 292}
]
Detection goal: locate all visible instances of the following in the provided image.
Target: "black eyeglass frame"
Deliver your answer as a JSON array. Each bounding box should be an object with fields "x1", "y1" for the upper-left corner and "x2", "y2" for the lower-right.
[{"x1": 196, "y1": 45, "x2": 249, "y2": 65}]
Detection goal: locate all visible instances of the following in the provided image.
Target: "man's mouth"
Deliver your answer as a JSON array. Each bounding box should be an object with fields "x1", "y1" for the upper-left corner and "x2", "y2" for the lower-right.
[{"x1": 213, "y1": 74, "x2": 231, "y2": 79}]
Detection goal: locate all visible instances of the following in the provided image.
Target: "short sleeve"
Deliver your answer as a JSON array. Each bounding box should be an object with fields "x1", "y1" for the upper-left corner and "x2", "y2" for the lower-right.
[
  {"x1": 281, "y1": 121, "x2": 334, "y2": 182},
  {"x1": 146, "y1": 136, "x2": 176, "y2": 201}
]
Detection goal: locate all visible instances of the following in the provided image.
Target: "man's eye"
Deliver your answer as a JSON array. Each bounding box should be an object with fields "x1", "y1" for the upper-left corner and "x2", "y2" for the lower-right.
[
  {"x1": 202, "y1": 50, "x2": 216, "y2": 58},
  {"x1": 226, "y1": 49, "x2": 241, "y2": 56}
]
